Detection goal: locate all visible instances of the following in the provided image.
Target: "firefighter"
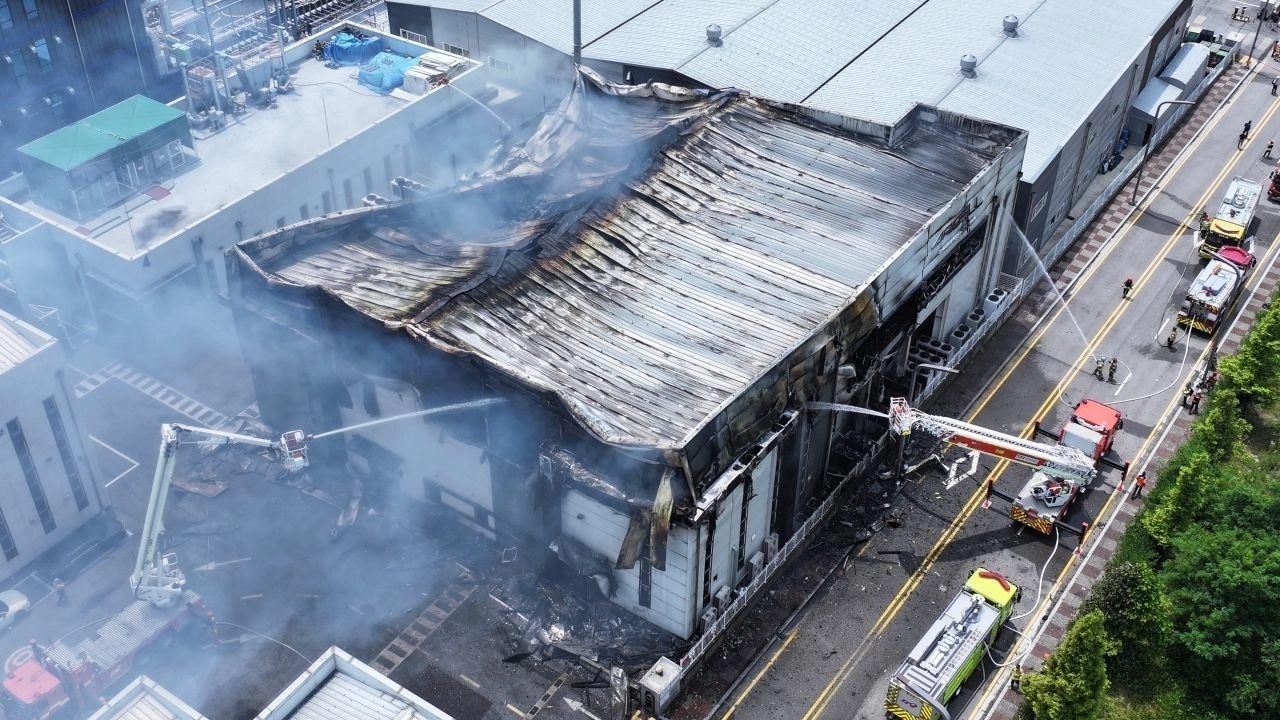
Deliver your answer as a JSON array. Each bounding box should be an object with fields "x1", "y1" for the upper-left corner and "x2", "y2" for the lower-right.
[
  {"x1": 1108, "y1": 357, "x2": 1118, "y2": 383},
  {"x1": 1011, "y1": 664, "x2": 1023, "y2": 691},
  {"x1": 1182, "y1": 382, "x2": 1194, "y2": 407},
  {"x1": 1267, "y1": 140, "x2": 1275, "y2": 159},
  {"x1": 1166, "y1": 327, "x2": 1179, "y2": 348},
  {"x1": 1272, "y1": 76, "x2": 1278, "y2": 95},
  {"x1": 1122, "y1": 276, "x2": 1133, "y2": 298},
  {"x1": 1190, "y1": 389, "x2": 1205, "y2": 414},
  {"x1": 1205, "y1": 369, "x2": 1219, "y2": 389},
  {"x1": 1094, "y1": 356, "x2": 1106, "y2": 378},
  {"x1": 1130, "y1": 472, "x2": 1148, "y2": 499},
  {"x1": 1239, "y1": 131, "x2": 1249, "y2": 150}
]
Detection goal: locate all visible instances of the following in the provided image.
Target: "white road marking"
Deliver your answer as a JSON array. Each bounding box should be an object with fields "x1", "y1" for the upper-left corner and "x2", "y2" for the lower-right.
[{"x1": 90, "y1": 435, "x2": 139, "y2": 487}]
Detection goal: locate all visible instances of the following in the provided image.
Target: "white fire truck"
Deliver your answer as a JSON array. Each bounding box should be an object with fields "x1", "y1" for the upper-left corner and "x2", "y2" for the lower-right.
[{"x1": 1177, "y1": 245, "x2": 1255, "y2": 335}]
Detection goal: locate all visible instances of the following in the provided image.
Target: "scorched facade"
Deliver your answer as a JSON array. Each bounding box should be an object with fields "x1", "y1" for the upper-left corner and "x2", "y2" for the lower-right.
[{"x1": 227, "y1": 69, "x2": 1026, "y2": 640}]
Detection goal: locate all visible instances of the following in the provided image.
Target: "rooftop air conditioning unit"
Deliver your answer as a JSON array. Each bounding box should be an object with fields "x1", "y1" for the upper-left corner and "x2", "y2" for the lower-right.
[
  {"x1": 700, "y1": 606, "x2": 718, "y2": 633},
  {"x1": 764, "y1": 532, "x2": 779, "y2": 562},
  {"x1": 749, "y1": 551, "x2": 765, "y2": 582}
]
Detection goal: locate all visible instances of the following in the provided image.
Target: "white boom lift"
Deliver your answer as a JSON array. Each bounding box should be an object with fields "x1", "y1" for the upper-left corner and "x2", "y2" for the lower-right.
[
  {"x1": 888, "y1": 397, "x2": 1096, "y2": 488},
  {"x1": 132, "y1": 399, "x2": 503, "y2": 608},
  {"x1": 131, "y1": 424, "x2": 309, "y2": 607}
]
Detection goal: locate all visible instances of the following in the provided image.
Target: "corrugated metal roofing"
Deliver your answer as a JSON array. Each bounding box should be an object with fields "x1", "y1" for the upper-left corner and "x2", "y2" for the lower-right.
[
  {"x1": 0, "y1": 309, "x2": 54, "y2": 372},
  {"x1": 804, "y1": 0, "x2": 1047, "y2": 125},
  {"x1": 240, "y1": 77, "x2": 1014, "y2": 449},
  {"x1": 288, "y1": 672, "x2": 429, "y2": 719},
  {"x1": 89, "y1": 677, "x2": 208, "y2": 720},
  {"x1": 439, "y1": 0, "x2": 1180, "y2": 182},
  {"x1": 676, "y1": 0, "x2": 920, "y2": 102},
  {"x1": 931, "y1": 0, "x2": 1176, "y2": 179},
  {"x1": 483, "y1": 0, "x2": 663, "y2": 55},
  {"x1": 582, "y1": 0, "x2": 774, "y2": 72}
]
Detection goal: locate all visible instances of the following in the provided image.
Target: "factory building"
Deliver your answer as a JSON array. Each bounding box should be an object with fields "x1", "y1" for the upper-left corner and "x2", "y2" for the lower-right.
[
  {"x1": 382, "y1": 0, "x2": 1193, "y2": 275},
  {"x1": 227, "y1": 69, "x2": 1027, "y2": 641}
]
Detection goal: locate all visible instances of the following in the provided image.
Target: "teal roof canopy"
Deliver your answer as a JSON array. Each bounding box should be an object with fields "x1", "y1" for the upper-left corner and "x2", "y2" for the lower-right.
[{"x1": 18, "y1": 95, "x2": 185, "y2": 171}]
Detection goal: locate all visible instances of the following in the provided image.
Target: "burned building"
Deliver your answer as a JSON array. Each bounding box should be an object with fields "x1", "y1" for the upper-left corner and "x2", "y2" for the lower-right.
[{"x1": 226, "y1": 68, "x2": 1026, "y2": 642}]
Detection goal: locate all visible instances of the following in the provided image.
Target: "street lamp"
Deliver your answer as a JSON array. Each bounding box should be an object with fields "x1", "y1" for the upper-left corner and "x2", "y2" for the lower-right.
[
  {"x1": 896, "y1": 362, "x2": 961, "y2": 487},
  {"x1": 1130, "y1": 100, "x2": 1196, "y2": 205}
]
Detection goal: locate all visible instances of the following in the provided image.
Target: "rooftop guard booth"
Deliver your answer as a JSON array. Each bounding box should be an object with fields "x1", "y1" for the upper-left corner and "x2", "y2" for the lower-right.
[{"x1": 17, "y1": 96, "x2": 197, "y2": 222}]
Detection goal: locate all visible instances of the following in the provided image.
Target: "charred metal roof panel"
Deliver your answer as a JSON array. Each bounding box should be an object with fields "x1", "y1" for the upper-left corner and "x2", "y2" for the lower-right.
[
  {"x1": 239, "y1": 77, "x2": 1013, "y2": 450},
  {"x1": 0, "y1": 308, "x2": 56, "y2": 373},
  {"x1": 675, "y1": 0, "x2": 920, "y2": 102},
  {"x1": 482, "y1": 0, "x2": 664, "y2": 55}
]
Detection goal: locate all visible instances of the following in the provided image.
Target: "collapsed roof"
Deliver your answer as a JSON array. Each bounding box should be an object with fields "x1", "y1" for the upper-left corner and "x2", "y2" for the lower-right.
[{"x1": 233, "y1": 68, "x2": 1017, "y2": 453}]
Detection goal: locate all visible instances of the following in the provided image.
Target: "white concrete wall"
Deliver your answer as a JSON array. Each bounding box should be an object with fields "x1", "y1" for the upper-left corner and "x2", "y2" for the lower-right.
[
  {"x1": 561, "y1": 489, "x2": 698, "y2": 639},
  {"x1": 0, "y1": 334, "x2": 105, "y2": 584},
  {"x1": 336, "y1": 380, "x2": 493, "y2": 528}
]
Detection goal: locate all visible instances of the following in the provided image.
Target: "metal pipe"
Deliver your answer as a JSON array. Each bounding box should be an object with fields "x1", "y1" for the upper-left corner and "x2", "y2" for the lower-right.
[
  {"x1": 896, "y1": 363, "x2": 959, "y2": 488},
  {"x1": 572, "y1": 0, "x2": 582, "y2": 65},
  {"x1": 1130, "y1": 100, "x2": 1195, "y2": 205}
]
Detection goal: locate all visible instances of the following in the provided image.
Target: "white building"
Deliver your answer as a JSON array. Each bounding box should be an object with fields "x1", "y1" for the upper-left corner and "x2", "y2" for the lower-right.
[
  {"x1": 0, "y1": 22, "x2": 492, "y2": 340},
  {"x1": 0, "y1": 308, "x2": 105, "y2": 585},
  {"x1": 89, "y1": 648, "x2": 452, "y2": 720},
  {"x1": 383, "y1": 0, "x2": 1193, "y2": 273}
]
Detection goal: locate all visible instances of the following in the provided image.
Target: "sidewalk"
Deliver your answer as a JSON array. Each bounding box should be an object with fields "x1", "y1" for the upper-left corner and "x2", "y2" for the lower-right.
[{"x1": 978, "y1": 58, "x2": 1268, "y2": 720}]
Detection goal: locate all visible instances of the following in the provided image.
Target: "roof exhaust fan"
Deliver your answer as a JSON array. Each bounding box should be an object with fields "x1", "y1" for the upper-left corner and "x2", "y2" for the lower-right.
[
  {"x1": 1002, "y1": 15, "x2": 1019, "y2": 37},
  {"x1": 706, "y1": 24, "x2": 723, "y2": 47},
  {"x1": 960, "y1": 54, "x2": 978, "y2": 78}
]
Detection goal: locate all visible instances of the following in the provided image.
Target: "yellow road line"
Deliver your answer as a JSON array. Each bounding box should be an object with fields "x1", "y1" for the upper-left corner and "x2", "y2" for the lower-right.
[{"x1": 796, "y1": 74, "x2": 1278, "y2": 720}]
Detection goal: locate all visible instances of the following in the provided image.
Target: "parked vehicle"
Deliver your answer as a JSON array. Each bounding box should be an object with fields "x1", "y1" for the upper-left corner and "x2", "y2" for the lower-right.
[
  {"x1": 1199, "y1": 177, "x2": 1262, "y2": 259},
  {"x1": 884, "y1": 568, "x2": 1021, "y2": 720},
  {"x1": 0, "y1": 589, "x2": 29, "y2": 633}
]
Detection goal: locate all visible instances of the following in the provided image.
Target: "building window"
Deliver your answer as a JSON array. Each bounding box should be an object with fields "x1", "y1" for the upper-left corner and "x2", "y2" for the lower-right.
[
  {"x1": 31, "y1": 38, "x2": 52, "y2": 70},
  {"x1": 487, "y1": 57, "x2": 515, "y2": 74},
  {"x1": 276, "y1": 216, "x2": 286, "y2": 229},
  {"x1": 20, "y1": 0, "x2": 34, "y2": 19},
  {"x1": 321, "y1": 190, "x2": 332, "y2": 214},
  {"x1": 8, "y1": 50, "x2": 27, "y2": 82},
  {"x1": 299, "y1": 203, "x2": 309, "y2": 220},
  {"x1": 0, "y1": 508, "x2": 16, "y2": 561},
  {"x1": 363, "y1": 167, "x2": 373, "y2": 194},
  {"x1": 0, "y1": 0, "x2": 12, "y2": 29},
  {"x1": 343, "y1": 178, "x2": 353, "y2": 208},
  {"x1": 43, "y1": 398, "x2": 89, "y2": 511},
  {"x1": 383, "y1": 155, "x2": 393, "y2": 186},
  {"x1": 442, "y1": 43, "x2": 471, "y2": 58},
  {"x1": 7, "y1": 419, "x2": 56, "y2": 534}
]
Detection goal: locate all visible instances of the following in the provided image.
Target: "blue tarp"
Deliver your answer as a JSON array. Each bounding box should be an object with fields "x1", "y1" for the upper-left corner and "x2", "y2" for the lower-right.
[
  {"x1": 358, "y1": 52, "x2": 417, "y2": 94},
  {"x1": 324, "y1": 32, "x2": 382, "y2": 66}
]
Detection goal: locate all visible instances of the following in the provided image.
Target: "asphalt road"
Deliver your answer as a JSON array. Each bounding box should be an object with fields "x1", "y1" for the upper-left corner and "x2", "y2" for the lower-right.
[{"x1": 714, "y1": 37, "x2": 1280, "y2": 720}]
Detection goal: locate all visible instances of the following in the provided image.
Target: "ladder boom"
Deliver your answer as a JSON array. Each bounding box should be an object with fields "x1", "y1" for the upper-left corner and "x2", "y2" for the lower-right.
[{"x1": 889, "y1": 398, "x2": 1094, "y2": 482}]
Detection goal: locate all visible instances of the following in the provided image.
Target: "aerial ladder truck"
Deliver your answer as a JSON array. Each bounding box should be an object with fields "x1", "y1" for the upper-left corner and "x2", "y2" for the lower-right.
[
  {"x1": 2, "y1": 401, "x2": 497, "y2": 719},
  {"x1": 889, "y1": 397, "x2": 1125, "y2": 537}
]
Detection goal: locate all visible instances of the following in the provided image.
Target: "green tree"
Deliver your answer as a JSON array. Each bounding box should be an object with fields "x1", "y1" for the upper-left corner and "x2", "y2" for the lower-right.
[
  {"x1": 1021, "y1": 610, "x2": 1116, "y2": 720},
  {"x1": 1162, "y1": 525, "x2": 1280, "y2": 716},
  {"x1": 1078, "y1": 562, "x2": 1170, "y2": 688}
]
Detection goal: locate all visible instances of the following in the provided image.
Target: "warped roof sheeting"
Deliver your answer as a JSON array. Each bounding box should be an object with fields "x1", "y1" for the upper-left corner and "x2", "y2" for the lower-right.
[
  {"x1": 238, "y1": 72, "x2": 1014, "y2": 449},
  {"x1": 408, "y1": 0, "x2": 1181, "y2": 182}
]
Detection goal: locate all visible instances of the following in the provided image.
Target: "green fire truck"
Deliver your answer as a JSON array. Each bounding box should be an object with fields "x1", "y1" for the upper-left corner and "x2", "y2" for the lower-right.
[{"x1": 884, "y1": 568, "x2": 1021, "y2": 720}]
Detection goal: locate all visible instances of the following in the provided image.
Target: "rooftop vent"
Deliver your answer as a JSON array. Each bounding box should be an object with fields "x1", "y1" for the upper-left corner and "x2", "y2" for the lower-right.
[
  {"x1": 1003, "y1": 15, "x2": 1019, "y2": 37},
  {"x1": 960, "y1": 54, "x2": 978, "y2": 78},
  {"x1": 706, "y1": 24, "x2": 723, "y2": 47}
]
